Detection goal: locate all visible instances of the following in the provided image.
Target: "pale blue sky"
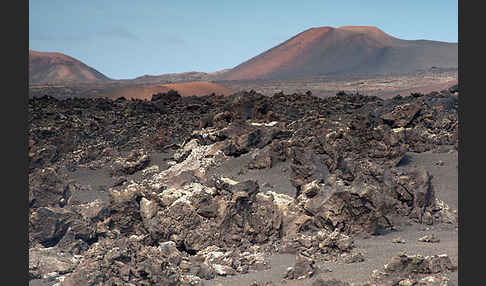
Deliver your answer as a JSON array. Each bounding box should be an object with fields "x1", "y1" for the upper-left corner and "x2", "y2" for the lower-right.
[{"x1": 29, "y1": 0, "x2": 458, "y2": 80}]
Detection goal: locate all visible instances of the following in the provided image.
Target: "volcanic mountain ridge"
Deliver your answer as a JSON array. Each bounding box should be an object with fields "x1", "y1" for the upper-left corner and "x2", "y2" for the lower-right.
[
  {"x1": 220, "y1": 26, "x2": 458, "y2": 80},
  {"x1": 29, "y1": 50, "x2": 110, "y2": 84}
]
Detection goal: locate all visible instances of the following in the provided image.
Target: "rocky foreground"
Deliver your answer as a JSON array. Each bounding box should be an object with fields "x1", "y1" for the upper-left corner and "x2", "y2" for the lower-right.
[{"x1": 29, "y1": 88, "x2": 458, "y2": 285}]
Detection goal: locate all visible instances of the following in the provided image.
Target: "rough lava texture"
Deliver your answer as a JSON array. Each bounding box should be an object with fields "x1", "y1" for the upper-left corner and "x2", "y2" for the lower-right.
[
  {"x1": 367, "y1": 252, "x2": 457, "y2": 286},
  {"x1": 28, "y1": 88, "x2": 458, "y2": 285}
]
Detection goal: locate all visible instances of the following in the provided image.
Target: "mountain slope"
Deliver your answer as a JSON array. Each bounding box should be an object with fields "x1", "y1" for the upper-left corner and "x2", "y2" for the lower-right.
[
  {"x1": 221, "y1": 26, "x2": 458, "y2": 80},
  {"x1": 29, "y1": 50, "x2": 110, "y2": 84}
]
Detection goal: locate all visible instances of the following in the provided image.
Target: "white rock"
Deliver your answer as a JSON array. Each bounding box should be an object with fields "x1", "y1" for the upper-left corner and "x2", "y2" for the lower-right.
[
  {"x1": 212, "y1": 264, "x2": 234, "y2": 276},
  {"x1": 221, "y1": 177, "x2": 239, "y2": 185},
  {"x1": 140, "y1": 197, "x2": 157, "y2": 220}
]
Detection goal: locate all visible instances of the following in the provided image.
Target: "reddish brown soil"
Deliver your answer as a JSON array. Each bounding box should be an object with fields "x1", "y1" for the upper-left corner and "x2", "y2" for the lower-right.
[
  {"x1": 223, "y1": 27, "x2": 334, "y2": 80},
  {"x1": 96, "y1": 81, "x2": 235, "y2": 100}
]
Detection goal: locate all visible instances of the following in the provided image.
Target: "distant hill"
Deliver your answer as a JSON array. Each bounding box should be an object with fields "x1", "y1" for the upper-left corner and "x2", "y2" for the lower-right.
[
  {"x1": 130, "y1": 69, "x2": 231, "y2": 85},
  {"x1": 29, "y1": 50, "x2": 110, "y2": 84},
  {"x1": 220, "y1": 26, "x2": 458, "y2": 81}
]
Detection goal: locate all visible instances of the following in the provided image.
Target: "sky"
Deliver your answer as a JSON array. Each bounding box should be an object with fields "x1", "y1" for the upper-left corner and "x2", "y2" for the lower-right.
[{"x1": 29, "y1": 0, "x2": 458, "y2": 80}]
